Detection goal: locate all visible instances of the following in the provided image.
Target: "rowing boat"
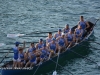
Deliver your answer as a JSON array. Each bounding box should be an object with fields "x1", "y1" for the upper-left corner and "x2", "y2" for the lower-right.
[{"x1": 0, "y1": 17, "x2": 98, "y2": 75}]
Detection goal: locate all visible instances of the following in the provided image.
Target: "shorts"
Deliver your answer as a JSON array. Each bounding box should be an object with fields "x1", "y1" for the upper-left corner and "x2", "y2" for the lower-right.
[
  {"x1": 13, "y1": 58, "x2": 18, "y2": 62},
  {"x1": 18, "y1": 58, "x2": 24, "y2": 62}
]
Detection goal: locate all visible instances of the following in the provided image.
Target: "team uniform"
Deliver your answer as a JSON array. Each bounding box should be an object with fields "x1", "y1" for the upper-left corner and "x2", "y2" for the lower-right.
[
  {"x1": 37, "y1": 43, "x2": 44, "y2": 50},
  {"x1": 46, "y1": 37, "x2": 52, "y2": 44},
  {"x1": 29, "y1": 53, "x2": 37, "y2": 64},
  {"x1": 18, "y1": 52, "x2": 24, "y2": 62},
  {"x1": 55, "y1": 34, "x2": 61, "y2": 39},
  {"x1": 49, "y1": 42, "x2": 57, "y2": 54},
  {"x1": 63, "y1": 28, "x2": 70, "y2": 33},
  {"x1": 75, "y1": 28, "x2": 83, "y2": 39},
  {"x1": 40, "y1": 49, "x2": 48, "y2": 59},
  {"x1": 28, "y1": 47, "x2": 36, "y2": 53},
  {"x1": 66, "y1": 33, "x2": 74, "y2": 43},
  {"x1": 58, "y1": 37, "x2": 65, "y2": 47},
  {"x1": 13, "y1": 47, "x2": 19, "y2": 62}
]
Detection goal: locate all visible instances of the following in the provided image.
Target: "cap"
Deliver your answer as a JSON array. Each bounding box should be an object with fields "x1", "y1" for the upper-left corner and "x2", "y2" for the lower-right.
[
  {"x1": 39, "y1": 38, "x2": 43, "y2": 41},
  {"x1": 58, "y1": 29, "x2": 62, "y2": 32},
  {"x1": 15, "y1": 42, "x2": 20, "y2": 45},
  {"x1": 66, "y1": 24, "x2": 69, "y2": 26},
  {"x1": 52, "y1": 38, "x2": 56, "y2": 41},
  {"x1": 61, "y1": 32, "x2": 65, "y2": 36}
]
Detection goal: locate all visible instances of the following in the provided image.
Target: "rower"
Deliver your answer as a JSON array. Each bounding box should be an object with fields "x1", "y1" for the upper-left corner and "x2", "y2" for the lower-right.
[
  {"x1": 27, "y1": 42, "x2": 36, "y2": 53},
  {"x1": 25, "y1": 42, "x2": 36, "y2": 63},
  {"x1": 78, "y1": 16, "x2": 90, "y2": 37},
  {"x1": 36, "y1": 38, "x2": 44, "y2": 50},
  {"x1": 63, "y1": 24, "x2": 70, "y2": 33},
  {"x1": 74, "y1": 25, "x2": 83, "y2": 43},
  {"x1": 66, "y1": 29, "x2": 75, "y2": 49},
  {"x1": 47, "y1": 38, "x2": 59, "y2": 59},
  {"x1": 40, "y1": 44, "x2": 49, "y2": 61},
  {"x1": 25, "y1": 49, "x2": 37, "y2": 67},
  {"x1": 12, "y1": 42, "x2": 20, "y2": 68},
  {"x1": 54, "y1": 29, "x2": 62, "y2": 39},
  {"x1": 18, "y1": 47, "x2": 25, "y2": 68},
  {"x1": 56, "y1": 32, "x2": 68, "y2": 52},
  {"x1": 46, "y1": 32, "x2": 53, "y2": 45}
]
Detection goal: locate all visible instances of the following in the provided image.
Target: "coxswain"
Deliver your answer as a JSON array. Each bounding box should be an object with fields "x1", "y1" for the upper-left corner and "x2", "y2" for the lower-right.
[{"x1": 12, "y1": 42, "x2": 20, "y2": 68}]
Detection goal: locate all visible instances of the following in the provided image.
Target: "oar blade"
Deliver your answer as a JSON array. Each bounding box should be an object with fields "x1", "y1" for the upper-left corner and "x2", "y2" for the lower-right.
[
  {"x1": 0, "y1": 43, "x2": 5, "y2": 47},
  {"x1": 7, "y1": 34, "x2": 25, "y2": 38},
  {"x1": 52, "y1": 71, "x2": 57, "y2": 75}
]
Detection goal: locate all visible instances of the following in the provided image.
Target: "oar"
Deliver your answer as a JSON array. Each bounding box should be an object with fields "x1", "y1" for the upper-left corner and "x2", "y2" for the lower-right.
[
  {"x1": 70, "y1": 50, "x2": 100, "y2": 67},
  {"x1": 7, "y1": 34, "x2": 48, "y2": 38},
  {"x1": 0, "y1": 50, "x2": 11, "y2": 64},
  {"x1": 0, "y1": 56, "x2": 11, "y2": 58},
  {"x1": 0, "y1": 51, "x2": 13, "y2": 53},
  {"x1": 50, "y1": 59, "x2": 73, "y2": 75},
  {"x1": 53, "y1": 48, "x2": 60, "y2": 75},
  {"x1": 0, "y1": 41, "x2": 38, "y2": 46},
  {"x1": 33, "y1": 62, "x2": 42, "y2": 75}
]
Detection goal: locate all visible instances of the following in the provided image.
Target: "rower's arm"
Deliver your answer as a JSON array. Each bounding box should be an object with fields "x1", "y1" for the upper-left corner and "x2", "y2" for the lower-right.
[
  {"x1": 86, "y1": 22, "x2": 90, "y2": 28},
  {"x1": 80, "y1": 29, "x2": 83, "y2": 37},
  {"x1": 56, "y1": 43, "x2": 59, "y2": 51},
  {"x1": 46, "y1": 38, "x2": 48, "y2": 46},
  {"x1": 35, "y1": 43, "x2": 38, "y2": 49},
  {"x1": 56, "y1": 36, "x2": 60, "y2": 41},
  {"x1": 54, "y1": 33, "x2": 56, "y2": 38},
  {"x1": 74, "y1": 29, "x2": 76, "y2": 34},
  {"x1": 73, "y1": 34, "x2": 76, "y2": 42},
  {"x1": 64, "y1": 38, "x2": 68, "y2": 47}
]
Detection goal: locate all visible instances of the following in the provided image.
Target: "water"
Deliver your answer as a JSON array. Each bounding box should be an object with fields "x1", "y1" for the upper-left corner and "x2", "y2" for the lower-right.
[{"x1": 0, "y1": 0, "x2": 100, "y2": 75}]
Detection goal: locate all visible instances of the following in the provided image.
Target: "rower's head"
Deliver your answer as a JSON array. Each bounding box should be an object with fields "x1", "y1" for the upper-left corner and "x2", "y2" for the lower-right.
[
  {"x1": 65, "y1": 24, "x2": 69, "y2": 29},
  {"x1": 39, "y1": 38, "x2": 43, "y2": 43},
  {"x1": 18, "y1": 47, "x2": 23, "y2": 53},
  {"x1": 52, "y1": 38, "x2": 56, "y2": 43},
  {"x1": 15, "y1": 42, "x2": 20, "y2": 47},
  {"x1": 31, "y1": 42, "x2": 34, "y2": 47},
  {"x1": 48, "y1": 32, "x2": 52, "y2": 38},
  {"x1": 80, "y1": 16, "x2": 84, "y2": 21},
  {"x1": 58, "y1": 29, "x2": 62, "y2": 34}
]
